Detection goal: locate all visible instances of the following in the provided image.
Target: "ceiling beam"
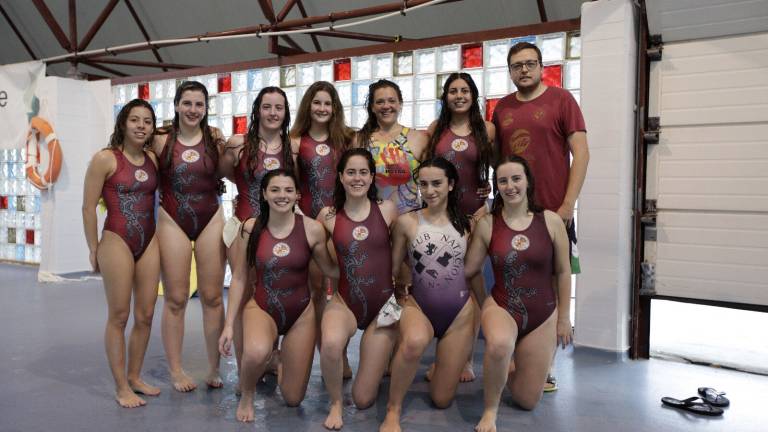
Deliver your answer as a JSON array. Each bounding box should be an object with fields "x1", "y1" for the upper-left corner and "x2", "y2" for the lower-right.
[
  {"x1": 258, "y1": 0, "x2": 277, "y2": 23},
  {"x1": 78, "y1": 0, "x2": 119, "y2": 52},
  {"x1": 280, "y1": 35, "x2": 306, "y2": 53},
  {"x1": 82, "y1": 60, "x2": 127, "y2": 77},
  {"x1": 68, "y1": 0, "x2": 77, "y2": 52},
  {"x1": 536, "y1": 0, "x2": 548, "y2": 23},
  {"x1": 0, "y1": 3, "x2": 38, "y2": 60},
  {"x1": 296, "y1": 0, "x2": 321, "y2": 52},
  {"x1": 275, "y1": 0, "x2": 297, "y2": 22},
  {"x1": 311, "y1": 30, "x2": 404, "y2": 43},
  {"x1": 88, "y1": 57, "x2": 197, "y2": 69},
  {"x1": 124, "y1": 0, "x2": 167, "y2": 71},
  {"x1": 31, "y1": 0, "x2": 72, "y2": 51}
]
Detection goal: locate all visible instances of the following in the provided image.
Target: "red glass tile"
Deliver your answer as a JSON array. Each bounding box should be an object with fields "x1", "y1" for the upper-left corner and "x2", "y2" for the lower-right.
[
  {"x1": 485, "y1": 98, "x2": 501, "y2": 122},
  {"x1": 8, "y1": 228, "x2": 15, "y2": 244},
  {"x1": 461, "y1": 44, "x2": 483, "y2": 69},
  {"x1": 542, "y1": 65, "x2": 563, "y2": 88},
  {"x1": 0, "y1": 196, "x2": 7, "y2": 209},
  {"x1": 26, "y1": 229, "x2": 34, "y2": 245},
  {"x1": 233, "y1": 116, "x2": 248, "y2": 135},
  {"x1": 138, "y1": 83, "x2": 150, "y2": 100},
  {"x1": 218, "y1": 73, "x2": 232, "y2": 93},
  {"x1": 334, "y1": 58, "x2": 351, "y2": 81}
]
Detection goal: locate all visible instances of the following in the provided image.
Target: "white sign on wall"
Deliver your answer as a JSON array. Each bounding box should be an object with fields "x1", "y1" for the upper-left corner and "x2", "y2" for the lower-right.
[{"x1": 0, "y1": 61, "x2": 45, "y2": 150}]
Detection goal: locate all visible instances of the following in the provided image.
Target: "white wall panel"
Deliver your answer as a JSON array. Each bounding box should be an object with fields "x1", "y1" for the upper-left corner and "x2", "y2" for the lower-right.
[{"x1": 646, "y1": 0, "x2": 768, "y2": 42}]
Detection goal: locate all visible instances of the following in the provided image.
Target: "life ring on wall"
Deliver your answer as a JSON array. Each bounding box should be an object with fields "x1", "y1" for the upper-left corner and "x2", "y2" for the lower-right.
[{"x1": 25, "y1": 117, "x2": 63, "y2": 190}]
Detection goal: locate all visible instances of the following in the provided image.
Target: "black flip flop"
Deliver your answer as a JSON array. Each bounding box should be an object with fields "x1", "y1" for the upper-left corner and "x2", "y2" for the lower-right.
[
  {"x1": 698, "y1": 387, "x2": 730, "y2": 407},
  {"x1": 661, "y1": 396, "x2": 724, "y2": 416}
]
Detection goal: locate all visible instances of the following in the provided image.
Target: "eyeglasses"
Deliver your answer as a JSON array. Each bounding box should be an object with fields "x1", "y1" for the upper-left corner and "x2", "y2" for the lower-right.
[{"x1": 509, "y1": 60, "x2": 539, "y2": 72}]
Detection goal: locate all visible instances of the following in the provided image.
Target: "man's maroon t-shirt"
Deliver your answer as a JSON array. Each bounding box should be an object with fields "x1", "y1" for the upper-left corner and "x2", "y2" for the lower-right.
[{"x1": 492, "y1": 86, "x2": 586, "y2": 211}]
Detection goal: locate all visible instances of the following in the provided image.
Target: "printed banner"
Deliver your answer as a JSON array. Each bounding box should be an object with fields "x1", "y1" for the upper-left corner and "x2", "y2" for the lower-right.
[{"x1": 0, "y1": 61, "x2": 45, "y2": 150}]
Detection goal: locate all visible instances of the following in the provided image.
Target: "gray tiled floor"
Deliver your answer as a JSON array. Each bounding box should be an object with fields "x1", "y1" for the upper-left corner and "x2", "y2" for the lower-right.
[{"x1": 1, "y1": 263, "x2": 766, "y2": 432}]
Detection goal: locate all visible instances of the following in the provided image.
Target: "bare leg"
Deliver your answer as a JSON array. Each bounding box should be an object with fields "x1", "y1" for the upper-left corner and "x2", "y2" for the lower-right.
[
  {"x1": 475, "y1": 298, "x2": 517, "y2": 432},
  {"x1": 127, "y1": 237, "x2": 161, "y2": 397},
  {"x1": 320, "y1": 296, "x2": 357, "y2": 430},
  {"x1": 237, "y1": 300, "x2": 278, "y2": 422},
  {"x1": 193, "y1": 208, "x2": 226, "y2": 388},
  {"x1": 429, "y1": 298, "x2": 477, "y2": 408},
  {"x1": 507, "y1": 312, "x2": 557, "y2": 409},
  {"x1": 380, "y1": 299, "x2": 433, "y2": 432},
  {"x1": 352, "y1": 319, "x2": 397, "y2": 409},
  {"x1": 278, "y1": 304, "x2": 316, "y2": 406},
  {"x1": 97, "y1": 232, "x2": 145, "y2": 408}
]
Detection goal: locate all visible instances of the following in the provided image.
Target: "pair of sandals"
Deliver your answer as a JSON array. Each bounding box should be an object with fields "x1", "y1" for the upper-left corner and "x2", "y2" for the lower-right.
[{"x1": 661, "y1": 387, "x2": 730, "y2": 416}]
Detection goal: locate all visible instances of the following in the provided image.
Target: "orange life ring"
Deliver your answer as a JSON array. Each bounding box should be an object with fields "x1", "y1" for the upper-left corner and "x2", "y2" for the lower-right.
[{"x1": 25, "y1": 116, "x2": 63, "y2": 190}]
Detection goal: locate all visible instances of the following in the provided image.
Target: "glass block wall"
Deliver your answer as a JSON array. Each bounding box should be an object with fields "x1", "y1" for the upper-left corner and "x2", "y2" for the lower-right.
[
  {"x1": 111, "y1": 31, "x2": 582, "y2": 225},
  {"x1": 0, "y1": 148, "x2": 43, "y2": 263}
]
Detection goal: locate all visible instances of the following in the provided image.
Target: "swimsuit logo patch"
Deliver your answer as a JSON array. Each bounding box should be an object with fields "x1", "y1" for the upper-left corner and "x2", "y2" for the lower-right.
[
  {"x1": 352, "y1": 226, "x2": 369, "y2": 241},
  {"x1": 134, "y1": 169, "x2": 149, "y2": 182},
  {"x1": 511, "y1": 234, "x2": 530, "y2": 251},
  {"x1": 273, "y1": 242, "x2": 290, "y2": 257},
  {"x1": 181, "y1": 149, "x2": 200, "y2": 163},
  {"x1": 315, "y1": 144, "x2": 331, "y2": 156},
  {"x1": 264, "y1": 157, "x2": 281, "y2": 171},
  {"x1": 450, "y1": 138, "x2": 469, "y2": 152}
]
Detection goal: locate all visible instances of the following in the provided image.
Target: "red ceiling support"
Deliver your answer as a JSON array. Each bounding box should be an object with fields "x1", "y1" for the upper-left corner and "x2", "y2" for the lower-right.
[
  {"x1": 296, "y1": 0, "x2": 322, "y2": 52},
  {"x1": 78, "y1": 0, "x2": 119, "y2": 51},
  {"x1": 276, "y1": 0, "x2": 298, "y2": 22},
  {"x1": 124, "y1": 0, "x2": 167, "y2": 71},
  {"x1": 312, "y1": 30, "x2": 403, "y2": 43},
  {"x1": 536, "y1": 0, "x2": 548, "y2": 23},
  {"x1": 31, "y1": 0, "x2": 72, "y2": 51},
  {"x1": 82, "y1": 60, "x2": 127, "y2": 77},
  {"x1": 0, "y1": 3, "x2": 38, "y2": 60},
  {"x1": 89, "y1": 57, "x2": 197, "y2": 69},
  {"x1": 68, "y1": 0, "x2": 77, "y2": 52},
  {"x1": 259, "y1": 0, "x2": 305, "y2": 55}
]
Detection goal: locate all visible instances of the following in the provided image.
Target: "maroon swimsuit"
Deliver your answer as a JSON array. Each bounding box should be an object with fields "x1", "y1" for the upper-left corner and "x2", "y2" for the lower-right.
[
  {"x1": 489, "y1": 213, "x2": 556, "y2": 339},
  {"x1": 159, "y1": 137, "x2": 219, "y2": 240},
  {"x1": 434, "y1": 129, "x2": 485, "y2": 215},
  {"x1": 102, "y1": 149, "x2": 157, "y2": 260},
  {"x1": 252, "y1": 215, "x2": 312, "y2": 335},
  {"x1": 234, "y1": 147, "x2": 285, "y2": 221},
  {"x1": 332, "y1": 201, "x2": 393, "y2": 330},
  {"x1": 297, "y1": 135, "x2": 337, "y2": 218}
]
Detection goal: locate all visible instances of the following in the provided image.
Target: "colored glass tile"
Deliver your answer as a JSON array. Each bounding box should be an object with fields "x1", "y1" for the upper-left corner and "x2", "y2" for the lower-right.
[
  {"x1": 567, "y1": 32, "x2": 581, "y2": 59},
  {"x1": 334, "y1": 59, "x2": 351, "y2": 81},
  {"x1": 25, "y1": 229, "x2": 34, "y2": 245},
  {"x1": 233, "y1": 116, "x2": 248, "y2": 135},
  {"x1": 280, "y1": 66, "x2": 296, "y2": 87},
  {"x1": 16, "y1": 196, "x2": 24, "y2": 212},
  {"x1": 218, "y1": 74, "x2": 232, "y2": 93},
  {"x1": 461, "y1": 44, "x2": 483, "y2": 69},
  {"x1": 8, "y1": 228, "x2": 15, "y2": 244},
  {"x1": 485, "y1": 98, "x2": 501, "y2": 122},
  {"x1": 138, "y1": 83, "x2": 150, "y2": 100},
  {"x1": 0, "y1": 195, "x2": 7, "y2": 209},
  {"x1": 542, "y1": 65, "x2": 563, "y2": 88}
]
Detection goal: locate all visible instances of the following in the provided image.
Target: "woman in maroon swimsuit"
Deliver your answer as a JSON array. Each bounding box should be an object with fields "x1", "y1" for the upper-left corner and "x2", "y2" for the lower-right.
[
  {"x1": 83, "y1": 99, "x2": 160, "y2": 407},
  {"x1": 218, "y1": 169, "x2": 337, "y2": 423},
  {"x1": 152, "y1": 81, "x2": 226, "y2": 392},
  {"x1": 466, "y1": 155, "x2": 572, "y2": 432},
  {"x1": 316, "y1": 148, "x2": 398, "y2": 429}
]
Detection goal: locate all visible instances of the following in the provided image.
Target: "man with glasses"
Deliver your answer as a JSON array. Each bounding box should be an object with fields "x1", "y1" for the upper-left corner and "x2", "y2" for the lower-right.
[{"x1": 491, "y1": 41, "x2": 589, "y2": 392}]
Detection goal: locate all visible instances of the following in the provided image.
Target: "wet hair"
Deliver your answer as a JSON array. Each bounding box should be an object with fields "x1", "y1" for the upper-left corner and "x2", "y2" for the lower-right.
[
  {"x1": 425, "y1": 72, "x2": 492, "y2": 183},
  {"x1": 507, "y1": 41, "x2": 543, "y2": 67},
  {"x1": 333, "y1": 148, "x2": 379, "y2": 213},
  {"x1": 158, "y1": 80, "x2": 220, "y2": 171},
  {"x1": 245, "y1": 168, "x2": 298, "y2": 268},
  {"x1": 108, "y1": 98, "x2": 156, "y2": 149},
  {"x1": 289, "y1": 81, "x2": 353, "y2": 151},
  {"x1": 416, "y1": 157, "x2": 471, "y2": 236},
  {"x1": 491, "y1": 155, "x2": 542, "y2": 215},
  {"x1": 243, "y1": 86, "x2": 294, "y2": 175},
  {"x1": 356, "y1": 79, "x2": 403, "y2": 148}
]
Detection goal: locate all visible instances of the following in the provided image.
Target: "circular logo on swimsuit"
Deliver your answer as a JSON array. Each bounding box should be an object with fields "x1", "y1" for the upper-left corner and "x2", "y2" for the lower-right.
[
  {"x1": 181, "y1": 149, "x2": 200, "y2": 163},
  {"x1": 134, "y1": 169, "x2": 149, "y2": 182},
  {"x1": 450, "y1": 138, "x2": 469, "y2": 152},
  {"x1": 352, "y1": 226, "x2": 369, "y2": 241},
  {"x1": 315, "y1": 144, "x2": 331, "y2": 156},
  {"x1": 272, "y1": 242, "x2": 290, "y2": 257},
  {"x1": 264, "y1": 157, "x2": 281, "y2": 171},
  {"x1": 511, "y1": 234, "x2": 530, "y2": 251}
]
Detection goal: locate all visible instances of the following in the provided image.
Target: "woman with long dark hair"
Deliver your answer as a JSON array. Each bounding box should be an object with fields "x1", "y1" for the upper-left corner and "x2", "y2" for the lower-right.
[
  {"x1": 218, "y1": 169, "x2": 337, "y2": 422},
  {"x1": 151, "y1": 80, "x2": 227, "y2": 392},
  {"x1": 83, "y1": 99, "x2": 160, "y2": 407},
  {"x1": 466, "y1": 155, "x2": 572, "y2": 432},
  {"x1": 381, "y1": 157, "x2": 478, "y2": 432},
  {"x1": 316, "y1": 148, "x2": 399, "y2": 429}
]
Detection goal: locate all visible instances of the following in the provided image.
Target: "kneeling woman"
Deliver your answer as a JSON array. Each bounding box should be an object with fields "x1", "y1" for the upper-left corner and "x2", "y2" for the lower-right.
[
  {"x1": 218, "y1": 169, "x2": 338, "y2": 422},
  {"x1": 381, "y1": 157, "x2": 479, "y2": 432},
  {"x1": 466, "y1": 155, "x2": 572, "y2": 432},
  {"x1": 317, "y1": 148, "x2": 399, "y2": 430},
  {"x1": 82, "y1": 99, "x2": 160, "y2": 407}
]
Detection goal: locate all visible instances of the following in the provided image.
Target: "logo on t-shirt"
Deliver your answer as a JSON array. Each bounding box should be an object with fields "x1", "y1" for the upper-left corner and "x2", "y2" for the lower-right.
[
  {"x1": 352, "y1": 226, "x2": 369, "y2": 241},
  {"x1": 511, "y1": 234, "x2": 530, "y2": 251},
  {"x1": 273, "y1": 242, "x2": 290, "y2": 257},
  {"x1": 533, "y1": 108, "x2": 545, "y2": 121},
  {"x1": 264, "y1": 157, "x2": 281, "y2": 171},
  {"x1": 450, "y1": 138, "x2": 469, "y2": 152},
  {"x1": 508, "y1": 129, "x2": 530, "y2": 155},
  {"x1": 315, "y1": 144, "x2": 331, "y2": 156},
  {"x1": 181, "y1": 149, "x2": 200, "y2": 163},
  {"x1": 134, "y1": 169, "x2": 149, "y2": 182}
]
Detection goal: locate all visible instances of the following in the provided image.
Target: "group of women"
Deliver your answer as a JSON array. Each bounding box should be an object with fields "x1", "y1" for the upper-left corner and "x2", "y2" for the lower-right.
[{"x1": 82, "y1": 72, "x2": 573, "y2": 432}]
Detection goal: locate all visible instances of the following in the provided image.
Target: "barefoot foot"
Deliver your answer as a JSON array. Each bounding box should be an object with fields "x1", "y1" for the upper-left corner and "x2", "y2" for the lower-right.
[
  {"x1": 379, "y1": 409, "x2": 401, "y2": 432},
  {"x1": 460, "y1": 361, "x2": 476, "y2": 383},
  {"x1": 323, "y1": 401, "x2": 344, "y2": 430},
  {"x1": 171, "y1": 370, "x2": 197, "y2": 392},
  {"x1": 115, "y1": 388, "x2": 146, "y2": 408},
  {"x1": 236, "y1": 394, "x2": 255, "y2": 422},
  {"x1": 474, "y1": 410, "x2": 497, "y2": 432},
  {"x1": 129, "y1": 378, "x2": 160, "y2": 396},
  {"x1": 205, "y1": 371, "x2": 223, "y2": 389}
]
